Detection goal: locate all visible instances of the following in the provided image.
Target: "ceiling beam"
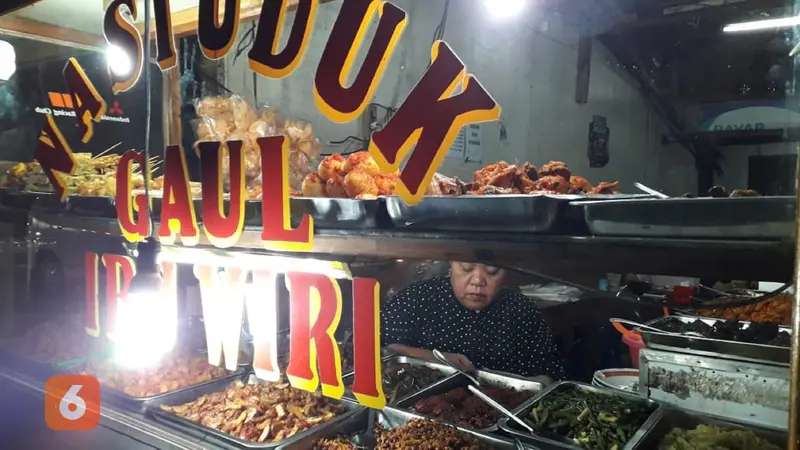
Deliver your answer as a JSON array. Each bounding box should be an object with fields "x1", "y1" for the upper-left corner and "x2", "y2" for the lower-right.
[
  {"x1": 0, "y1": 0, "x2": 44, "y2": 17},
  {"x1": 135, "y1": 0, "x2": 336, "y2": 39},
  {"x1": 0, "y1": 16, "x2": 105, "y2": 50}
]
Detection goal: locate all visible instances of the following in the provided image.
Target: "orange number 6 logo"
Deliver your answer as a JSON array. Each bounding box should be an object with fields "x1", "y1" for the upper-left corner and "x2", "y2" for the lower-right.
[{"x1": 45, "y1": 375, "x2": 101, "y2": 430}]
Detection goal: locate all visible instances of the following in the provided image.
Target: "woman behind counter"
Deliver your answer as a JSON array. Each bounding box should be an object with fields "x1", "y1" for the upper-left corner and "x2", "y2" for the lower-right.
[{"x1": 382, "y1": 262, "x2": 565, "y2": 383}]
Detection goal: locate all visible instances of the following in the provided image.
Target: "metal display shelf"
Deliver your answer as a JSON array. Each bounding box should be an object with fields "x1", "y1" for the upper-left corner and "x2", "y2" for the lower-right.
[{"x1": 27, "y1": 209, "x2": 794, "y2": 282}]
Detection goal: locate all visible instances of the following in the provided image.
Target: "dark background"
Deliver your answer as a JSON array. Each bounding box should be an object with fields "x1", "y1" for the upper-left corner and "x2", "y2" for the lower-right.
[{"x1": 0, "y1": 35, "x2": 163, "y2": 163}]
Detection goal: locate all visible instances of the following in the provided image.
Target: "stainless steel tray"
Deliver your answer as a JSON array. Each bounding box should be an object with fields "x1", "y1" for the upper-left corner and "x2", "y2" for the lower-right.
[
  {"x1": 147, "y1": 372, "x2": 363, "y2": 448},
  {"x1": 639, "y1": 315, "x2": 791, "y2": 365},
  {"x1": 86, "y1": 365, "x2": 246, "y2": 413},
  {"x1": 289, "y1": 197, "x2": 383, "y2": 230},
  {"x1": 499, "y1": 381, "x2": 661, "y2": 450},
  {"x1": 285, "y1": 406, "x2": 542, "y2": 450},
  {"x1": 576, "y1": 196, "x2": 795, "y2": 239},
  {"x1": 633, "y1": 406, "x2": 787, "y2": 449},
  {"x1": 396, "y1": 371, "x2": 543, "y2": 433},
  {"x1": 385, "y1": 195, "x2": 561, "y2": 232},
  {"x1": 341, "y1": 355, "x2": 456, "y2": 405}
]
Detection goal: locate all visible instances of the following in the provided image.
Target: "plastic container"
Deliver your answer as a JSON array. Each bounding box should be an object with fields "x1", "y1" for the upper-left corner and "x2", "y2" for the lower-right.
[{"x1": 621, "y1": 333, "x2": 645, "y2": 369}]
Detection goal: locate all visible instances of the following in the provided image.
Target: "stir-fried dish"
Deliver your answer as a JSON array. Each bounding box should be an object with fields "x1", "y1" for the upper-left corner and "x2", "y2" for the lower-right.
[
  {"x1": 376, "y1": 418, "x2": 491, "y2": 450},
  {"x1": 412, "y1": 386, "x2": 533, "y2": 429},
  {"x1": 161, "y1": 380, "x2": 345, "y2": 444},
  {"x1": 525, "y1": 387, "x2": 654, "y2": 450}
]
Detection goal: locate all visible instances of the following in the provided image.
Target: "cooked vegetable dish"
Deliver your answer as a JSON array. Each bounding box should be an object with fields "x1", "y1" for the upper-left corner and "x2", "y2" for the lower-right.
[
  {"x1": 412, "y1": 386, "x2": 533, "y2": 429},
  {"x1": 660, "y1": 424, "x2": 783, "y2": 450},
  {"x1": 161, "y1": 380, "x2": 344, "y2": 443},
  {"x1": 83, "y1": 355, "x2": 229, "y2": 397},
  {"x1": 660, "y1": 318, "x2": 790, "y2": 346},
  {"x1": 525, "y1": 387, "x2": 653, "y2": 450}
]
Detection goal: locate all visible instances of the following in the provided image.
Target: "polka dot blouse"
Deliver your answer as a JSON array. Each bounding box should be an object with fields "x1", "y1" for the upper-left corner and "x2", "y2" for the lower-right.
[{"x1": 382, "y1": 277, "x2": 565, "y2": 379}]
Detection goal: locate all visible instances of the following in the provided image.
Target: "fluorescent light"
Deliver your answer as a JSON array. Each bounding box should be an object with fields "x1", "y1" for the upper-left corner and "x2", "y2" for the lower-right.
[
  {"x1": 106, "y1": 44, "x2": 132, "y2": 77},
  {"x1": 483, "y1": 0, "x2": 525, "y2": 20},
  {"x1": 0, "y1": 40, "x2": 16, "y2": 81},
  {"x1": 723, "y1": 16, "x2": 800, "y2": 33}
]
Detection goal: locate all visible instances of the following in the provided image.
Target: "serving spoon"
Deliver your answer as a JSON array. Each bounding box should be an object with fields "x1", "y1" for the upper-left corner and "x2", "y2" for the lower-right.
[
  {"x1": 351, "y1": 408, "x2": 377, "y2": 448},
  {"x1": 432, "y1": 349, "x2": 535, "y2": 434}
]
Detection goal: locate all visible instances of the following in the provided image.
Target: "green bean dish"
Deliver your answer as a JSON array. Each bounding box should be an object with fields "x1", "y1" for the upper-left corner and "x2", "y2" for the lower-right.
[{"x1": 525, "y1": 387, "x2": 653, "y2": 450}]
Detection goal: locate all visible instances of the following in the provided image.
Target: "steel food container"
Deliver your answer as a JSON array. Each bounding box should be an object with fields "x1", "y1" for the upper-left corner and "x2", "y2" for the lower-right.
[
  {"x1": 286, "y1": 406, "x2": 544, "y2": 449},
  {"x1": 395, "y1": 371, "x2": 543, "y2": 433},
  {"x1": 639, "y1": 315, "x2": 791, "y2": 365},
  {"x1": 341, "y1": 355, "x2": 456, "y2": 405},
  {"x1": 147, "y1": 372, "x2": 363, "y2": 448},
  {"x1": 576, "y1": 196, "x2": 795, "y2": 239},
  {"x1": 498, "y1": 381, "x2": 661, "y2": 450},
  {"x1": 632, "y1": 406, "x2": 786, "y2": 449}
]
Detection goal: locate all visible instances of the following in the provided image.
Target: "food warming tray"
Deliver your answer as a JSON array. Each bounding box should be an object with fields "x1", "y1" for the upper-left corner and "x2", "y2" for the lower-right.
[
  {"x1": 385, "y1": 195, "x2": 562, "y2": 232},
  {"x1": 638, "y1": 315, "x2": 791, "y2": 365},
  {"x1": 286, "y1": 405, "x2": 542, "y2": 450},
  {"x1": 499, "y1": 381, "x2": 661, "y2": 450},
  {"x1": 576, "y1": 196, "x2": 795, "y2": 239},
  {"x1": 77, "y1": 359, "x2": 246, "y2": 412},
  {"x1": 147, "y1": 373, "x2": 363, "y2": 448},
  {"x1": 288, "y1": 197, "x2": 383, "y2": 230},
  {"x1": 341, "y1": 355, "x2": 457, "y2": 405},
  {"x1": 633, "y1": 406, "x2": 786, "y2": 449},
  {"x1": 395, "y1": 371, "x2": 543, "y2": 433}
]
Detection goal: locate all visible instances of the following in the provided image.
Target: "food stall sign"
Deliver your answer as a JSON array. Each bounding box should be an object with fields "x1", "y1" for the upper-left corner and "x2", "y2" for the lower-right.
[
  {"x1": 30, "y1": 0, "x2": 502, "y2": 409},
  {"x1": 85, "y1": 249, "x2": 387, "y2": 409}
]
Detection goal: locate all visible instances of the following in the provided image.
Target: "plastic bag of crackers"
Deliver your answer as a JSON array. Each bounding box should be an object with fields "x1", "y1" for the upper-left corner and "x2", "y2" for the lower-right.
[{"x1": 193, "y1": 95, "x2": 322, "y2": 194}]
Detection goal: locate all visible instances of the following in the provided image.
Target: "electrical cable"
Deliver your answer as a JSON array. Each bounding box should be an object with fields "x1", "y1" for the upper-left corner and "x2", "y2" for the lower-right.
[{"x1": 143, "y1": 0, "x2": 153, "y2": 238}]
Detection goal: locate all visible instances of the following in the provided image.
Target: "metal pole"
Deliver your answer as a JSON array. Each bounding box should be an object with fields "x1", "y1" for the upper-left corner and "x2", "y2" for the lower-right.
[{"x1": 789, "y1": 140, "x2": 800, "y2": 449}]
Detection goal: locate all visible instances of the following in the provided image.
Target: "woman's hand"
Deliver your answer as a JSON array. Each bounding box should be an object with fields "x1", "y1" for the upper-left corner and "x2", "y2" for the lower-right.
[{"x1": 441, "y1": 352, "x2": 475, "y2": 372}]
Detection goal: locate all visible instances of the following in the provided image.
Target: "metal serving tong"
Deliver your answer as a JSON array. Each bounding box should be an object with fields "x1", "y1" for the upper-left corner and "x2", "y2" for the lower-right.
[
  {"x1": 610, "y1": 318, "x2": 704, "y2": 338},
  {"x1": 432, "y1": 349, "x2": 535, "y2": 434}
]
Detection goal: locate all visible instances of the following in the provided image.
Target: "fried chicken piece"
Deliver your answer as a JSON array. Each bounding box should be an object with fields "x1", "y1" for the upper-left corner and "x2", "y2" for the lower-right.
[
  {"x1": 532, "y1": 175, "x2": 570, "y2": 194},
  {"x1": 522, "y1": 162, "x2": 538, "y2": 181},
  {"x1": 569, "y1": 175, "x2": 593, "y2": 194},
  {"x1": 374, "y1": 174, "x2": 398, "y2": 196},
  {"x1": 589, "y1": 180, "x2": 620, "y2": 194},
  {"x1": 470, "y1": 185, "x2": 513, "y2": 195},
  {"x1": 427, "y1": 173, "x2": 463, "y2": 196},
  {"x1": 325, "y1": 175, "x2": 347, "y2": 198},
  {"x1": 343, "y1": 151, "x2": 380, "y2": 176},
  {"x1": 472, "y1": 161, "x2": 511, "y2": 186},
  {"x1": 538, "y1": 161, "x2": 571, "y2": 180},
  {"x1": 343, "y1": 169, "x2": 378, "y2": 198},
  {"x1": 356, "y1": 193, "x2": 378, "y2": 199},
  {"x1": 301, "y1": 173, "x2": 325, "y2": 197},
  {"x1": 730, "y1": 189, "x2": 760, "y2": 197},
  {"x1": 318, "y1": 154, "x2": 347, "y2": 181}
]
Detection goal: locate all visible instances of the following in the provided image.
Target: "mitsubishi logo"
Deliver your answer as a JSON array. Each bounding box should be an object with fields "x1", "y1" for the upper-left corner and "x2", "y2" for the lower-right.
[{"x1": 108, "y1": 100, "x2": 124, "y2": 115}]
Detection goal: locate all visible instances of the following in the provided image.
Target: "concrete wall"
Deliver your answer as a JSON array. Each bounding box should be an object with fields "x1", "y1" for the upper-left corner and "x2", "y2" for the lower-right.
[{"x1": 223, "y1": 0, "x2": 697, "y2": 195}]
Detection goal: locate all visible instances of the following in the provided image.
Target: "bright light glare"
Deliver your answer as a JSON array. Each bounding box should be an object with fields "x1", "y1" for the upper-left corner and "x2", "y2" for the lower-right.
[
  {"x1": 112, "y1": 290, "x2": 177, "y2": 369},
  {"x1": 723, "y1": 16, "x2": 800, "y2": 33},
  {"x1": 483, "y1": 0, "x2": 525, "y2": 19},
  {"x1": 106, "y1": 44, "x2": 132, "y2": 77},
  {"x1": 0, "y1": 41, "x2": 16, "y2": 81}
]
